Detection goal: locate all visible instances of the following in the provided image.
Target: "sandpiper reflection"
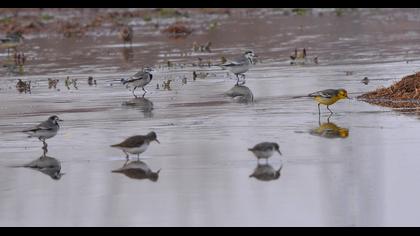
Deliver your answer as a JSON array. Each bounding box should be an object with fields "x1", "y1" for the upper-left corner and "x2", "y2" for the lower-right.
[
  {"x1": 224, "y1": 84, "x2": 254, "y2": 103},
  {"x1": 112, "y1": 160, "x2": 160, "y2": 182},
  {"x1": 249, "y1": 163, "x2": 283, "y2": 182}
]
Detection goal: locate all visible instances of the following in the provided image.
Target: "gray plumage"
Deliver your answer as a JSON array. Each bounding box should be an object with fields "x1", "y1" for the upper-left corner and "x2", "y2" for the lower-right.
[
  {"x1": 111, "y1": 131, "x2": 160, "y2": 160},
  {"x1": 121, "y1": 67, "x2": 153, "y2": 97},
  {"x1": 248, "y1": 142, "x2": 282, "y2": 160},
  {"x1": 308, "y1": 89, "x2": 340, "y2": 98},
  {"x1": 220, "y1": 50, "x2": 257, "y2": 85},
  {"x1": 22, "y1": 115, "x2": 62, "y2": 142}
]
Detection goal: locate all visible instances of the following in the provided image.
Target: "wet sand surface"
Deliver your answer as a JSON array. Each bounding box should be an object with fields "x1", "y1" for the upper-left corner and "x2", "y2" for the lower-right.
[{"x1": 1, "y1": 9, "x2": 420, "y2": 226}]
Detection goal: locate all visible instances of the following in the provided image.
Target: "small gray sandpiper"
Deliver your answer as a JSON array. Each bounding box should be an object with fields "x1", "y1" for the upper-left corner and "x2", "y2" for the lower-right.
[
  {"x1": 111, "y1": 131, "x2": 160, "y2": 160},
  {"x1": 248, "y1": 142, "x2": 282, "y2": 163}
]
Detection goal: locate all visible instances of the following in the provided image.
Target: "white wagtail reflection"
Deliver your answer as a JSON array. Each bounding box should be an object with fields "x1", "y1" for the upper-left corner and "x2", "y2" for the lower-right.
[
  {"x1": 12, "y1": 149, "x2": 64, "y2": 180},
  {"x1": 112, "y1": 160, "x2": 161, "y2": 182},
  {"x1": 224, "y1": 84, "x2": 254, "y2": 103}
]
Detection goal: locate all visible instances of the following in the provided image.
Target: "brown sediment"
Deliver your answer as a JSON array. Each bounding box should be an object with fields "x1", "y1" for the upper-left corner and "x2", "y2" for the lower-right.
[
  {"x1": 358, "y1": 72, "x2": 420, "y2": 108},
  {"x1": 0, "y1": 8, "x2": 230, "y2": 36},
  {"x1": 161, "y1": 22, "x2": 193, "y2": 38}
]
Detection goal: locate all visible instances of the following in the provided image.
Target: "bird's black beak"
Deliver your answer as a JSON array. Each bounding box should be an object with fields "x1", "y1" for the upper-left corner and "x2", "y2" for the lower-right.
[
  {"x1": 155, "y1": 139, "x2": 160, "y2": 144},
  {"x1": 277, "y1": 149, "x2": 282, "y2": 155},
  {"x1": 58, "y1": 119, "x2": 64, "y2": 122}
]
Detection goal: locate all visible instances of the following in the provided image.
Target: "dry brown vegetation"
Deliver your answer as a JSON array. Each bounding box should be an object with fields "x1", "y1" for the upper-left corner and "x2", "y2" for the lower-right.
[{"x1": 358, "y1": 72, "x2": 420, "y2": 108}]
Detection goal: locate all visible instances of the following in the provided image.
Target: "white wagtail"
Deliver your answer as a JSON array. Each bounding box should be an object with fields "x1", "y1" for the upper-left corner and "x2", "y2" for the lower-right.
[
  {"x1": 22, "y1": 115, "x2": 63, "y2": 148},
  {"x1": 249, "y1": 163, "x2": 283, "y2": 181},
  {"x1": 248, "y1": 142, "x2": 282, "y2": 163},
  {"x1": 220, "y1": 50, "x2": 257, "y2": 85},
  {"x1": 112, "y1": 160, "x2": 161, "y2": 182},
  {"x1": 111, "y1": 131, "x2": 160, "y2": 160},
  {"x1": 121, "y1": 67, "x2": 154, "y2": 97}
]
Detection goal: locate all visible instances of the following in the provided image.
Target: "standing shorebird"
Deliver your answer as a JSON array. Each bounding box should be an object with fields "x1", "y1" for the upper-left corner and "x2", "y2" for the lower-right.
[
  {"x1": 22, "y1": 115, "x2": 63, "y2": 149},
  {"x1": 220, "y1": 50, "x2": 257, "y2": 85},
  {"x1": 308, "y1": 89, "x2": 348, "y2": 114},
  {"x1": 119, "y1": 25, "x2": 133, "y2": 47},
  {"x1": 248, "y1": 142, "x2": 282, "y2": 163},
  {"x1": 0, "y1": 32, "x2": 24, "y2": 56},
  {"x1": 111, "y1": 131, "x2": 160, "y2": 160},
  {"x1": 290, "y1": 48, "x2": 306, "y2": 60},
  {"x1": 121, "y1": 67, "x2": 154, "y2": 97}
]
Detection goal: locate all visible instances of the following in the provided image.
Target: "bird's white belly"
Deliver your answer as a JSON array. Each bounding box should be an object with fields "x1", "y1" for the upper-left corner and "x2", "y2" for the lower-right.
[
  {"x1": 229, "y1": 65, "x2": 249, "y2": 74},
  {"x1": 29, "y1": 130, "x2": 57, "y2": 139},
  {"x1": 124, "y1": 143, "x2": 149, "y2": 154},
  {"x1": 131, "y1": 78, "x2": 151, "y2": 87},
  {"x1": 254, "y1": 150, "x2": 274, "y2": 159}
]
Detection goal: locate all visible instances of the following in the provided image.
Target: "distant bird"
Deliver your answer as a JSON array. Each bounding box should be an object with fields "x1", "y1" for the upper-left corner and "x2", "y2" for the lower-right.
[
  {"x1": 290, "y1": 48, "x2": 306, "y2": 60},
  {"x1": 111, "y1": 131, "x2": 160, "y2": 160},
  {"x1": 192, "y1": 71, "x2": 209, "y2": 80},
  {"x1": 361, "y1": 77, "x2": 369, "y2": 85},
  {"x1": 162, "y1": 79, "x2": 172, "y2": 90},
  {"x1": 0, "y1": 32, "x2": 24, "y2": 55},
  {"x1": 249, "y1": 163, "x2": 282, "y2": 181},
  {"x1": 119, "y1": 25, "x2": 133, "y2": 47},
  {"x1": 248, "y1": 142, "x2": 282, "y2": 163},
  {"x1": 16, "y1": 79, "x2": 31, "y2": 93},
  {"x1": 308, "y1": 89, "x2": 348, "y2": 114},
  {"x1": 48, "y1": 78, "x2": 59, "y2": 89},
  {"x1": 112, "y1": 160, "x2": 161, "y2": 182},
  {"x1": 121, "y1": 67, "x2": 154, "y2": 97},
  {"x1": 220, "y1": 50, "x2": 257, "y2": 85}
]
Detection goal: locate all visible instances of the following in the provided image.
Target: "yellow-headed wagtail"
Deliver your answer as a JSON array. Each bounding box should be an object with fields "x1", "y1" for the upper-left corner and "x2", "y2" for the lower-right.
[{"x1": 308, "y1": 89, "x2": 348, "y2": 114}]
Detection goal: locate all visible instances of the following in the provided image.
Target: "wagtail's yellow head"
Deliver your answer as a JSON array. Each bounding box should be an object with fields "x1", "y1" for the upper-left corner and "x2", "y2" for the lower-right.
[{"x1": 337, "y1": 89, "x2": 348, "y2": 99}]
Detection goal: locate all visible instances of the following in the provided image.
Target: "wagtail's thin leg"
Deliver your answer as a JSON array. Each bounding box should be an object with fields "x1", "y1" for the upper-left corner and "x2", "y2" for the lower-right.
[
  {"x1": 132, "y1": 86, "x2": 138, "y2": 98},
  {"x1": 327, "y1": 105, "x2": 333, "y2": 114}
]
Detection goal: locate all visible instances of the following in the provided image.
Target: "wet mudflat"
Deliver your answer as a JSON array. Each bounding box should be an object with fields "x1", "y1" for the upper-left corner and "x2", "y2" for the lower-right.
[{"x1": 1, "y1": 9, "x2": 420, "y2": 226}]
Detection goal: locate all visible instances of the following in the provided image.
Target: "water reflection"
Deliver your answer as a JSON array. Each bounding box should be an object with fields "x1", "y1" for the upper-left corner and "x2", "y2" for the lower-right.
[
  {"x1": 249, "y1": 163, "x2": 283, "y2": 182},
  {"x1": 111, "y1": 160, "x2": 160, "y2": 182},
  {"x1": 224, "y1": 84, "x2": 254, "y2": 103},
  {"x1": 310, "y1": 115, "x2": 349, "y2": 139},
  {"x1": 14, "y1": 148, "x2": 64, "y2": 180},
  {"x1": 121, "y1": 47, "x2": 134, "y2": 62},
  {"x1": 122, "y1": 97, "x2": 154, "y2": 117}
]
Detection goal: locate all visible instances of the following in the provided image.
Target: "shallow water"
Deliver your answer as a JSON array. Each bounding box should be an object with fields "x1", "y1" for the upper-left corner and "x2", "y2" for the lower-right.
[{"x1": 2, "y1": 8, "x2": 420, "y2": 226}]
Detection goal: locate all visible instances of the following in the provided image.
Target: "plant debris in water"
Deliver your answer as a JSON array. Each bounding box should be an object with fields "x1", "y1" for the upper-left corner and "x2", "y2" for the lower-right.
[
  {"x1": 162, "y1": 22, "x2": 192, "y2": 38},
  {"x1": 358, "y1": 72, "x2": 420, "y2": 108}
]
